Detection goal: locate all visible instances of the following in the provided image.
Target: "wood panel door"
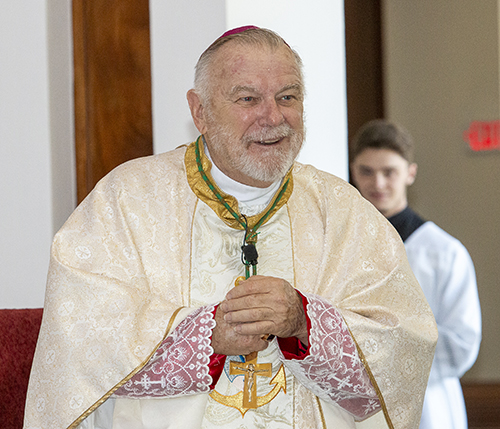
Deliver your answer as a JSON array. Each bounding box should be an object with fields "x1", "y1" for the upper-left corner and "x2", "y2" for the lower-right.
[
  {"x1": 344, "y1": 0, "x2": 384, "y2": 158},
  {"x1": 73, "y1": 0, "x2": 153, "y2": 203}
]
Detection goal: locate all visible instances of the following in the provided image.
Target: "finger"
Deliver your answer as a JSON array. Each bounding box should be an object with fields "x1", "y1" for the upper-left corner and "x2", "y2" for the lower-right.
[
  {"x1": 224, "y1": 306, "x2": 273, "y2": 324},
  {"x1": 221, "y1": 293, "x2": 270, "y2": 313},
  {"x1": 244, "y1": 339, "x2": 269, "y2": 354},
  {"x1": 225, "y1": 276, "x2": 274, "y2": 299},
  {"x1": 224, "y1": 291, "x2": 293, "y2": 316},
  {"x1": 212, "y1": 332, "x2": 268, "y2": 355},
  {"x1": 232, "y1": 320, "x2": 275, "y2": 337}
]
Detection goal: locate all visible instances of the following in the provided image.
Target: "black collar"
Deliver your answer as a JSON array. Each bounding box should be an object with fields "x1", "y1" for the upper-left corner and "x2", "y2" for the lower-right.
[{"x1": 387, "y1": 206, "x2": 426, "y2": 242}]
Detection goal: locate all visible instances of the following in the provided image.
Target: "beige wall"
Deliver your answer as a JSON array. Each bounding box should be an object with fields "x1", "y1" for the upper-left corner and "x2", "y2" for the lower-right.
[{"x1": 383, "y1": 0, "x2": 500, "y2": 381}]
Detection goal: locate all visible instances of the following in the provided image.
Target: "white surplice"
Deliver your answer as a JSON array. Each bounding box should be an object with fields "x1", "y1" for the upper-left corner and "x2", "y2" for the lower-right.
[{"x1": 405, "y1": 222, "x2": 481, "y2": 429}]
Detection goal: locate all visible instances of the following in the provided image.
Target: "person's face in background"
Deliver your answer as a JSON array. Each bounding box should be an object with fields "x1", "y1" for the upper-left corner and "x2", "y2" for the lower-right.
[{"x1": 351, "y1": 148, "x2": 417, "y2": 218}]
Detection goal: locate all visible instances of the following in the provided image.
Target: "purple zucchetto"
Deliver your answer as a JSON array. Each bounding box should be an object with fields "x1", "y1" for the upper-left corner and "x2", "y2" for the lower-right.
[
  {"x1": 217, "y1": 25, "x2": 290, "y2": 48},
  {"x1": 219, "y1": 25, "x2": 260, "y2": 39}
]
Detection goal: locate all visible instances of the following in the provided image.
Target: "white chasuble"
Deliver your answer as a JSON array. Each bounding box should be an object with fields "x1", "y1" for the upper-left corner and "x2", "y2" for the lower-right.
[
  {"x1": 193, "y1": 201, "x2": 296, "y2": 428},
  {"x1": 24, "y1": 139, "x2": 437, "y2": 429}
]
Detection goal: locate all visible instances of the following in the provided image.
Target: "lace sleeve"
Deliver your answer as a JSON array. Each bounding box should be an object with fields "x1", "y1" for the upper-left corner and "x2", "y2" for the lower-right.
[
  {"x1": 113, "y1": 304, "x2": 216, "y2": 398},
  {"x1": 280, "y1": 293, "x2": 381, "y2": 419}
]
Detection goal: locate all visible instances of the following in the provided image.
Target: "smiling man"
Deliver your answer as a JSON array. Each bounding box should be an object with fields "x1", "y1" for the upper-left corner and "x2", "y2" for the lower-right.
[
  {"x1": 25, "y1": 29, "x2": 436, "y2": 429},
  {"x1": 350, "y1": 119, "x2": 482, "y2": 429}
]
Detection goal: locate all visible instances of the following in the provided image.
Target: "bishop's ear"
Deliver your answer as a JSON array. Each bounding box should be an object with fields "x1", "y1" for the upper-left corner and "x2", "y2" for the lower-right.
[{"x1": 187, "y1": 89, "x2": 208, "y2": 134}]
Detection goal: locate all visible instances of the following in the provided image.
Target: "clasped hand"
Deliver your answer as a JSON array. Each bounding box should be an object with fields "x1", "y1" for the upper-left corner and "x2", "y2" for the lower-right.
[{"x1": 211, "y1": 275, "x2": 308, "y2": 356}]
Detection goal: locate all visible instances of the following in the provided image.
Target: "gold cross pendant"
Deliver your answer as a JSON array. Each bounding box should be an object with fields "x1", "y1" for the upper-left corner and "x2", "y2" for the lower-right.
[
  {"x1": 229, "y1": 276, "x2": 273, "y2": 408},
  {"x1": 229, "y1": 351, "x2": 272, "y2": 408}
]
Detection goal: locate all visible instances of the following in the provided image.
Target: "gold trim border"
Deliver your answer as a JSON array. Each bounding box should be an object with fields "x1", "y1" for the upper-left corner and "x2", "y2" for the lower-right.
[
  {"x1": 349, "y1": 327, "x2": 395, "y2": 429},
  {"x1": 68, "y1": 306, "x2": 186, "y2": 429},
  {"x1": 315, "y1": 396, "x2": 328, "y2": 429},
  {"x1": 184, "y1": 137, "x2": 294, "y2": 232}
]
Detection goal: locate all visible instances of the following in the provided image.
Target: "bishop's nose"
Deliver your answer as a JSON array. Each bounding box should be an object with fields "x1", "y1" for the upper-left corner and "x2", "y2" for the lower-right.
[{"x1": 258, "y1": 99, "x2": 285, "y2": 127}]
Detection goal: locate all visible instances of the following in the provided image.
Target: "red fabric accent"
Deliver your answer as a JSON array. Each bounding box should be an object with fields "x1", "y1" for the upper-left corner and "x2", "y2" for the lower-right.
[
  {"x1": 278, "y1": 292, "x2": 311, "y2": 360},
  {"x1": 220, "y1": 25, "x2": 260, "y2": 39},
  {"x1": 209, "y1": 305, "x2": 226, "y2": 389},
  {"x1": 208, "y1": 352, "x2": 226, "y2": 390},
  {"x1": 209, "y1": 292, "x2": 311, "y2": 388},
  {"x1": 217, "y1": 26, "x2": 290, "y2": 49},
  {"x1": 0, "y1": 308, "x2": 43, "y2": 429}
]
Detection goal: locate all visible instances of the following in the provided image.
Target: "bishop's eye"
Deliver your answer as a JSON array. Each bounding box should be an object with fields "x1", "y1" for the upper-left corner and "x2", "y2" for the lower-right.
[{"x1": 241, "y1": 96, "x2": 254, "y2": 102}]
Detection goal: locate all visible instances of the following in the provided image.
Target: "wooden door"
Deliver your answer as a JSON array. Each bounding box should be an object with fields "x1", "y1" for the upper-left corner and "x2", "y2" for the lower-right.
[
  {"x1": 344, "y1": 0, "x2": 384, "y2": 157},
  {"x1": 73, "y1": 0, "x2": 153, "y2": 203}
]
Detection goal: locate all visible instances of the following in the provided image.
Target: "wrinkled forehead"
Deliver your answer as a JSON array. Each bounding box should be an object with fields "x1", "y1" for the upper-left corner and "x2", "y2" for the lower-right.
[{"x1": 210, "y1": 41, "x2": 303, "y2": 89}]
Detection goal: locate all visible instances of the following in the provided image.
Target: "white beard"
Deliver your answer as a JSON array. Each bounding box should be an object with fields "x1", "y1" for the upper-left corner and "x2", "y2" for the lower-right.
[{"x1": 206, "y1": 119, "x2": 304, "y2": 184}]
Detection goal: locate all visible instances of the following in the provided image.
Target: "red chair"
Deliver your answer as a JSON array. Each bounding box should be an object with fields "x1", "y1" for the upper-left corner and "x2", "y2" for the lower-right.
[{"x1": 0, "y1": 308, "x2": 43, "y2": 429}]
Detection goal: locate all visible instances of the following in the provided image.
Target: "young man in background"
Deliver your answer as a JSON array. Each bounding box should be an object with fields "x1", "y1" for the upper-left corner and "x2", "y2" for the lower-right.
[{"x1": 351, "y1": 119, "x2": 482, "y2": 429}]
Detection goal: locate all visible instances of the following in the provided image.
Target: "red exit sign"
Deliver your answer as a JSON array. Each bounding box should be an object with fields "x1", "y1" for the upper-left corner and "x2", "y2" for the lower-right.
[{"x1": 463, "y1": 121, "x2": 500, "y2": 151}]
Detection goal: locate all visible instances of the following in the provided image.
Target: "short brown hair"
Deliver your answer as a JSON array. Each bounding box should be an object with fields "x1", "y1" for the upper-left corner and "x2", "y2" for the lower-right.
[{"x1": 350, "y1": 119, "x2": 415, "y2": 163}]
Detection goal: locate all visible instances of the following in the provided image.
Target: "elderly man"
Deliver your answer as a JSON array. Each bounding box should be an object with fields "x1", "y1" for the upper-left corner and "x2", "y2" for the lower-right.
[
  {"x1": 350, "y1": 119, "x2": 481, "y2": 429},
  {"x1": 24, "y1": 27, "x2": 436, "y2": 429}
]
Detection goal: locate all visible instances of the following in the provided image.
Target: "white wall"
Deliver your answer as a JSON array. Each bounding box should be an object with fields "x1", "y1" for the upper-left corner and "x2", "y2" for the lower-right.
[
  {"x1": 151, "y1": 0, "x2": 348, "y2": 179},
  {"x1": 47, "y1": 0, "x2": 76, "y2": 234},
  {"x1": 0, "y1": 1, "x2": 75, "y2": 309},
  {"x1": 149, "y1": 0, "x2": 226, "y2": 152}
]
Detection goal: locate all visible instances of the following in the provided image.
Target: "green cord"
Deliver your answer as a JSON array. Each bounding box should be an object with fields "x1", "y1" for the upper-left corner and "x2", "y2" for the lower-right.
[{"x1": 195, "y1": 136, "x2": 289, "y2": 277}]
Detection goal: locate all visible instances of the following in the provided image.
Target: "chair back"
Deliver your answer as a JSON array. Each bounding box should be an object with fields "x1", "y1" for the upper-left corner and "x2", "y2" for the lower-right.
[{"x1": 0, "y1": 308, "x2": 43, "y2": 429}]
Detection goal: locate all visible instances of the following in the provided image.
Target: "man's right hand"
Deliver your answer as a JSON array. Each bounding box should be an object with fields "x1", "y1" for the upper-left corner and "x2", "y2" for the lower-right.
[{"x1": 211, "y1": 305, "x2": 269, "y2": 356}]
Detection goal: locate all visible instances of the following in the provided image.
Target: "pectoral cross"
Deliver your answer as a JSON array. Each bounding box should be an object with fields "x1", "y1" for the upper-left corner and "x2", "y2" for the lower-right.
[
  {"x1": 230, "y1": 273, "x2": 273, "y2": 408},
  {"x1": 229, "y1": 351, "x2": 272, "y2": 408},
  {"x1": 229, "y1": 268, "x2": 274, "y2": 408}
]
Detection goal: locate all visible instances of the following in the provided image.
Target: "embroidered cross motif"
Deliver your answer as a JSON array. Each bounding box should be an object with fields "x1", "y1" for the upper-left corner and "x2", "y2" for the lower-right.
[
  {"x1": 229, "y1": 355, "x2": 272, "y2": 408},
  {"x1": 210, "y1": 356, "x2": 287, "y2": 416}
]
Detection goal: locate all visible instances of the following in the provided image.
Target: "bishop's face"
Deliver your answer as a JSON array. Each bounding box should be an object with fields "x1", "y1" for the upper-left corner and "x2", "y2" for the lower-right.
[{"x1": 190, "y1": 42, "x2": 305, "y2": 188}]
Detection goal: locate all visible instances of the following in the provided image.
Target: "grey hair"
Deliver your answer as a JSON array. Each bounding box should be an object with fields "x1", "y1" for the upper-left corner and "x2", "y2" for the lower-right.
[{"x1": 193, "y1": 28, "x2": 304, "y2": 103}]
